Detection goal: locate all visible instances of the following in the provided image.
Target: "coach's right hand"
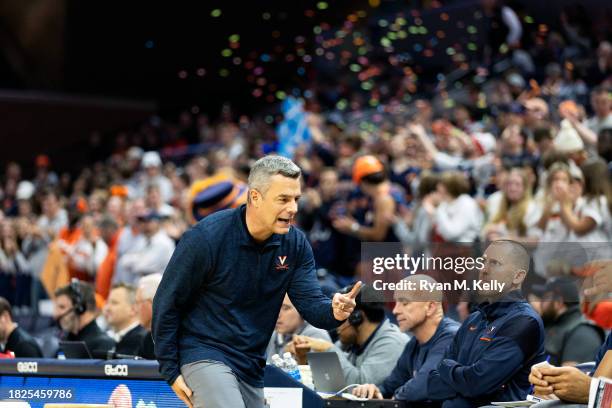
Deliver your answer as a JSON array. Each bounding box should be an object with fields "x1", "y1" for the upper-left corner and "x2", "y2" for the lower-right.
[
  {"x1": 171, "y1": 375, "x2": 194, "y2": 408},
  {"x1": 332, "y1": 281, "x2": 362, "y2": 320}
]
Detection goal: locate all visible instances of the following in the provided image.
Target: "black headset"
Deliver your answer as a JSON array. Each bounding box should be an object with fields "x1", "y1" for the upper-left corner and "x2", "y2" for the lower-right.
[
  {"x1": 340, "y1": 283, "x2": 385, "y2": 327},
  {"x1": 347, "y1": 309, "x2": 364, "y2": 327},
  {"x1": 69, "y1": 279, "x2": 87, "y2": 316},
  {"x1": 340, "y1": 284, "x2": 365, "y2": 327}
]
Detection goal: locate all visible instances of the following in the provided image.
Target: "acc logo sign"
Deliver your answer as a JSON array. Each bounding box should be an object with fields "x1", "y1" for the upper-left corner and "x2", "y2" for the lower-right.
[
  {"x1": 17, "y1": 361, "x2": 38, "y2": 373},
  {"x1": 104, "y1": 364, "x2": 129, "y2": 377}
]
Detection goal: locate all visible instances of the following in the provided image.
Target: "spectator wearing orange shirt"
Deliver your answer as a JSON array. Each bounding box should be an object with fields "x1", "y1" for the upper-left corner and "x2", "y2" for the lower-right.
[{"x1": 96, "y1": 216, "x2": 121, "y2": 300}]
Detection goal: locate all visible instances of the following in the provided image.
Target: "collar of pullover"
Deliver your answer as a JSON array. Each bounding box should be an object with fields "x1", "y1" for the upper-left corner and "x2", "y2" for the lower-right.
[
  {"x1": 238, "y1": 204, "x2": 282, "y2": 249},
  {"x1": 476, "y1": 290, "x2": 525, "y2": 321}
]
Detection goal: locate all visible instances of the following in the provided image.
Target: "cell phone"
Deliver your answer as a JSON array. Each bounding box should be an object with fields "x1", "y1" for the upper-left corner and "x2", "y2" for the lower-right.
[
  {"x1": 526, "y1": 394, "x2": 544, "y2": 403},
  {"x1": 333, "y1": 203, "x2": 347, "y2": 217}
]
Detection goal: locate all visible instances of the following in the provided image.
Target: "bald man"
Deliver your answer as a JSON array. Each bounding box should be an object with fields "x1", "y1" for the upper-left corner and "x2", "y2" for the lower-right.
[
  {"x1": 352, "y1": 275, "x2": 459, "y2": 405},
  {"x1": 427, "y1": 240, "x2": 546, "y2": 407}
]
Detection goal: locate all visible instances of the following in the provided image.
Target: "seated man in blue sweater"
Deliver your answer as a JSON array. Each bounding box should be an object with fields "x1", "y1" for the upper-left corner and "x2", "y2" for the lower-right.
[
  {"x1": 427, "y1": 240, "x2": 546, "y2": 407},
  {"x1": 352, "y1": 275, "x2": 459, "y2": 406},
  {"x1": 152, "y1": 155, "x2": 361, "y2": 408}
]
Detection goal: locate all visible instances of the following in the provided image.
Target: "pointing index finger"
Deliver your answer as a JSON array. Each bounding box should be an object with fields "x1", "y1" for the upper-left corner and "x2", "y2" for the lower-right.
[{"x1": 348, "y1": 281, "x2": 363, "y2": 299}]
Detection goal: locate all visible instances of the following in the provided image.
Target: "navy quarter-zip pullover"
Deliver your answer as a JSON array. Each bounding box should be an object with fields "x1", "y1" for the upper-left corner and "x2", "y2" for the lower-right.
[
  {"x1": 152, "y1": 205, "x2": 340, "y2": 387},
  {"x1": 595, "y1": 332, "x2": 612, "y2": 370},
  {"x1": 378, "y1": 317, "x2": 459, "y2": 402},
  {"x1": 427, "y1": 291, "x2": 546, "y2": 408}
]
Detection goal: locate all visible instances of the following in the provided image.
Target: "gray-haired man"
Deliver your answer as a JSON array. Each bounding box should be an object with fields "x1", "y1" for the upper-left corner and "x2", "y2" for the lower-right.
[{"x1": 153, "y1": 155, "x2": 362, "y2": 408}]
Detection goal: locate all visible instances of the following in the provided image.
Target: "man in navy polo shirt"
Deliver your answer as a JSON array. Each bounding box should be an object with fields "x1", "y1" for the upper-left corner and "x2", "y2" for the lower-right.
[
  {"x1": 427, "y1": 240, "x2": 546, "y2": 407},
  {"x1": 152, "y1": 155, "x2": 361, "y2": 408}
]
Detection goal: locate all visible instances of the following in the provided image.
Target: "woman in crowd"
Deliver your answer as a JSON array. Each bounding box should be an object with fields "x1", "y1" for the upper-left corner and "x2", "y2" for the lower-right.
[
  {"x1": 62, "y1": 214, "x2": 108, "y2": 283},
  {"x1": 482, "y1": 167, "x2": 541, "y2": 245},
  {"x1": 432, "y1": 171, "x2": 483, "y2": 243},
  {"x1": 536, "y1": 162, "x2": 583, "y2": 241},
  {"x1": 534, "y1": 162, "x2": 584, "y2": 278},
  {"x1": 567, "y1": 159, "x2": 612, "y2": 258},
  {"x1": 0, "y1": 219, "x2": 32, "y2": 308},
  {"x1": 391, "y1": 171, "x2": 439, "y2": 256}
]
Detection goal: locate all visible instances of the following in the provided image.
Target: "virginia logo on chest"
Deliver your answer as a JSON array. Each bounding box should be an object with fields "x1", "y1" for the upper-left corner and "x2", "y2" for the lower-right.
[{"x1": 275, "y1": 255, "x2": 289, "y2": 270}]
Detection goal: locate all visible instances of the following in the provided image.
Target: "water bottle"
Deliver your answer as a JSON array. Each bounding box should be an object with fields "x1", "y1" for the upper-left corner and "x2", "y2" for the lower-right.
[
  {"x1": 271, "y1": 354, "x2": 285, "y2": 370},
  {"x1": 282, "y1": 352, "x2": 302, "y2": 382}
]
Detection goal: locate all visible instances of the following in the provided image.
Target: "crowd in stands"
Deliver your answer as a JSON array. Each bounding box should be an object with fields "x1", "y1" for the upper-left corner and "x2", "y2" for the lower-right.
[{"x1": 0, "y1": 0, "x2": 611, "y2": 405}]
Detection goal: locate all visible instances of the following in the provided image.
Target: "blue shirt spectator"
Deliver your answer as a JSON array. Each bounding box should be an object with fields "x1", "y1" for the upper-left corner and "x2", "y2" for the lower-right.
[
  {"x1": 379, "y1": 317, "x2": 459, "y2": 402},
  {"x1": 428, "y1": 291, "x2": 546, "y2": 407},
  {"x1": 427, "y1": 241, "x2": 546, "y2": 407}
]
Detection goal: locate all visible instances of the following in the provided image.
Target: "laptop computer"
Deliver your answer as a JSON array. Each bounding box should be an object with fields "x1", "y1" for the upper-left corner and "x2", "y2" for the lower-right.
[
  {"x1": 307, "y1": 351, "x2": 347, "y2": 393},
  {"x1": 59, "y1": 340, "x2": 93, "y2": 359},
  {"x1": 308, "y1": 352, "x2": 404, "y2": 406}
]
